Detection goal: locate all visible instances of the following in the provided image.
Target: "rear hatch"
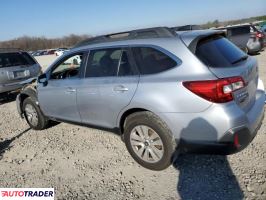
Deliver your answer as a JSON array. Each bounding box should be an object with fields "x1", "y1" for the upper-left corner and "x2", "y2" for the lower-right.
[
  {"x1": 0, "y1": 52, "x2": 38, "y2": 84},
  {"x1": 191, "y1": 34, "x2": 258, "y2": 113}
]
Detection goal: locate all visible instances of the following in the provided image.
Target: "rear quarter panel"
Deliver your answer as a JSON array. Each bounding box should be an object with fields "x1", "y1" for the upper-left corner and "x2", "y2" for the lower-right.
[{"x1": 116, "y1": 39, "x2": 217, "y2": 126}]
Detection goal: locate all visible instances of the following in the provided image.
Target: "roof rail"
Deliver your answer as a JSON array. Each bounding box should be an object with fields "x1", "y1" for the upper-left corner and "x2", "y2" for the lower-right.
[
  {"x1": 0, "y1": 48, "x2": 22, "y2": 53},
  {"x1": 74, "y1": 27, "x2": 177, "y2": 48},
  {"x1": 172, "y1": 25, "x2": 202, "y2": 31}
]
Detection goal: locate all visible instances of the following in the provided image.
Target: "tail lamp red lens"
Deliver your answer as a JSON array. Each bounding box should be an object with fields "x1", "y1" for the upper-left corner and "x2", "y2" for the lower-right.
[
  {"x1": 256, "y1": 32, "x2": 264, "y2": 38},
  {"x1": 234, "y1": 133, "x2": 241, "y2": 148},
  {"x1": 183, "y1": 76, "x2": 245, "y2": 103}
]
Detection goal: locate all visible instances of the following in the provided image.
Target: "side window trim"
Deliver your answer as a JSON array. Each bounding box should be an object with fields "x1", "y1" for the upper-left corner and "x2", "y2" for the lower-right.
[
  {"x1": 83, "y1": 44, "x2": 181, "y2": 77},
  {"x1": 116, "y1": 49, "x2": 123, "y2": 76},
  {"x1": 117, "y1": 47, "x2": 140, "y2": 77}
]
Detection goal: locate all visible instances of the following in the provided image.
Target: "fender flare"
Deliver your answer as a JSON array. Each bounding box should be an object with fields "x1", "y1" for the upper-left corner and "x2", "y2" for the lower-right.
[{"x1": 17, "y1": 85, "x2": 38, "y2": 118}]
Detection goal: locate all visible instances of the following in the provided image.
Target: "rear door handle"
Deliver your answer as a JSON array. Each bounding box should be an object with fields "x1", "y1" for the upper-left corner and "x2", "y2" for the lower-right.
[
  {"x1": 114, "y1": 85, "x2": 129, "y2": 92},
  {"x1": 66, "y1": 87, "x2": 76, "y2": 93}
]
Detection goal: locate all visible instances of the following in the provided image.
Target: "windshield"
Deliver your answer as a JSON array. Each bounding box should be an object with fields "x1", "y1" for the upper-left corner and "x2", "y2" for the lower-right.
[
  {"x1": 0, "y1": 52, "x2": 36, "y2": 68},
  {"x1": 195, "y1": 36, "x2": 247, "y2": 68}
]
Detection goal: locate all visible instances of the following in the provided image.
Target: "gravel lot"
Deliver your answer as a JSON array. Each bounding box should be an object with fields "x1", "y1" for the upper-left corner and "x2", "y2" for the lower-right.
[{"x1": 0, "y1": 52, "x2": 265, "y2": 200}]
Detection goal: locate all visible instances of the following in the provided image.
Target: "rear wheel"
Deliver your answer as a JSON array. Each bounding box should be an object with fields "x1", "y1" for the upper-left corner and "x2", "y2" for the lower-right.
[
  {"x1": 23, "y1": 97, "x2": 48, "y2": 130},
  {"x1": 124, "y1": 111, "x2": 177, "y2": 170}
]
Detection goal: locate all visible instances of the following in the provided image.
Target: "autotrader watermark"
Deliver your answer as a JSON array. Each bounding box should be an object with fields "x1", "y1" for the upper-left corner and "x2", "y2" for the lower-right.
[{"x1": 0, "y1": 188, "x2": 54, "y2": 199}]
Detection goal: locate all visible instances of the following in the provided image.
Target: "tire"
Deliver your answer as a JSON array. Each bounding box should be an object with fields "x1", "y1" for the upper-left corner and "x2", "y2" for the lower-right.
[
  {"x1": 22, "y1": 97, "x2": 48, "y2": 130},
  {"x1": 123, "y1": 111, "x2": 177, "y2": 170}
]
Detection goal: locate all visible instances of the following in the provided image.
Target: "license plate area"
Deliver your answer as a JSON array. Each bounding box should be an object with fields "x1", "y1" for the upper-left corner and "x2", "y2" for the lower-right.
[{"x1": 13, "y1": 70, "x2": 30, "y2": 79}]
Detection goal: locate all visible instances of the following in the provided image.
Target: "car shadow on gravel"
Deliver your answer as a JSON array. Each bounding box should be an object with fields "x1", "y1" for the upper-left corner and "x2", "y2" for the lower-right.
[
  {"x1": 173, "y1": 118, "x2": 244, "y2": 200},
  {"x1": 0, "y1": 92, "x2": 18, "y2": 105},
  {"x1": 174, "y1": 155, "x2": 244, "y2": 200},
  {"x1": 0, "y1": 128, "x2": 31, "y2": 159}
]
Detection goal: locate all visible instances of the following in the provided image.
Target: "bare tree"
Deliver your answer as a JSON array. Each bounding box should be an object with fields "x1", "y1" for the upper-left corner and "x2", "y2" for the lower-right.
[{"x1": 0, "y1": 34, "x2": 90, "y2": 51}]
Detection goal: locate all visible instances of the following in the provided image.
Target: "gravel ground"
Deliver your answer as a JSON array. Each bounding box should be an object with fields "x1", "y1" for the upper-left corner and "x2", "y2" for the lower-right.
[{"x1": 0, "y1": 51, "x2": 265, "y2": 200}]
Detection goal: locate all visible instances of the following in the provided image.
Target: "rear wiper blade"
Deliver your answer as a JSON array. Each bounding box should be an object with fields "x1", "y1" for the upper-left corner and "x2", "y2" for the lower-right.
[{"x1": 231, "y1": 55, "x2": 248, "y2": 65}]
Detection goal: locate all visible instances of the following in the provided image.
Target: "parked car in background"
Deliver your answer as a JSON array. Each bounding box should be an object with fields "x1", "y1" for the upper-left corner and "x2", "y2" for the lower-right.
[
  {"x1": 259, "y1": 25, "x2": 266, "y2": 46},
  {"x1": 55, "y1": 48, "x2": 69, "y2": 56},
  {"x1": 47, "y1": 49, "x2": 57, "y2": 55},
  {"x1": 32, "y1": 50, "x2": 46, "y2": 57},
  {"x1": 0, "y1": 49, "x2": 41, "y2": 95},
  {"x1": 17, "y1": 27, "x2": 264, "y2": 170},
  {"x1": 216, "y1": 24, "x2": 265, "y2": 54}
]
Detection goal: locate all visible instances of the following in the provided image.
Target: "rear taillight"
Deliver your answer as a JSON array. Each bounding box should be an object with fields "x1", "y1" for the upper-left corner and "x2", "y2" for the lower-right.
[
  {"x1": 234, "y1": 133, "x2": 241, "y2": 148},
  {"x1": 183, "y1": 76, "x2": 245, "y2": 103},
  {"x1": 256, "y1": 32, "x2": 264, "y2": 38}
]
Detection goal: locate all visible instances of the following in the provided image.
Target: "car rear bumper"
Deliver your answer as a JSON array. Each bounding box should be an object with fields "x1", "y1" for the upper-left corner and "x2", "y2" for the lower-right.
[
  {"x1": 179, "y1": 109, "x2": 264, "y2": 155},
  {"x1": 0, "y1": 82, "x2": 23, "y2": 93},
  {"x1": 0, "y1": 76, "x2": 38, "y2": 94},
  {"x1": 160, "y1": 80, "x2": 265, "y2": 155}
]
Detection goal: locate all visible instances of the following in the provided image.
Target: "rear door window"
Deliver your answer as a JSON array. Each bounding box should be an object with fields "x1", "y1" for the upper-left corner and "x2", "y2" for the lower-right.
[
  {"x1": 195, "y1": 36, "x2": 247, "y2": 68},
  {"x1": 0, "y1": 52, "x2": 36, "y2": 68},
  {"x1": 85, "y1": 48, "x2": 137, "y2": 77},
  {"x1": 132, "y1": 47, "x2": 177, "y2": 75},
  {"x1": 85, "y1": 48, "x2": 120, "y2": 77}
]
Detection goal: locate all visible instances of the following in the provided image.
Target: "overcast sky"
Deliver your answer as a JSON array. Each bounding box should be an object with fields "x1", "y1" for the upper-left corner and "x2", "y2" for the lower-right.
[{"x1": 0, "y1": 0, "x2": 265, "y2": 41}]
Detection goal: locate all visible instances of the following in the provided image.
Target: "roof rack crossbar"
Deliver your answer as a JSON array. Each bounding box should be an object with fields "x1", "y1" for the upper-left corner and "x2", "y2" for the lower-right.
[{"x1": 74, "y1": 27, "x2": 177, "y2": 48}]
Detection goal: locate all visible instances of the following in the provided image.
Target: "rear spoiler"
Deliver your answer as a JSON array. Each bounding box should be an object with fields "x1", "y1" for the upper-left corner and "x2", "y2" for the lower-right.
[{"x1": 179, "y1": 30, "x2": 226, "y2": 54}]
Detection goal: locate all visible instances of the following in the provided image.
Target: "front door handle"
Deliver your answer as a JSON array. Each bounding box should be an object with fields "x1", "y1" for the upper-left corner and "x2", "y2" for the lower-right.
[
  {"x1": 114, "y1": 85, "x2": 129, "y2": 92},
  {"x1": 66, "y1": 87, "x2": 76, "y2": 93}
]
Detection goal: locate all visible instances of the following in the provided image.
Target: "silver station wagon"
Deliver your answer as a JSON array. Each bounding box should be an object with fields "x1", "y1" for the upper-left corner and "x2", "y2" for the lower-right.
[
  {"x1": 0, "y1": 49, "x2": 41, "y2": 95},
  {"x1": 16, "y1": 27, "x2": 265, "y2": 170}
]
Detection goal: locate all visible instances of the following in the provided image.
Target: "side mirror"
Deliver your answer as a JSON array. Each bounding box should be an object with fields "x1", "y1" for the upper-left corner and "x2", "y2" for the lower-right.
[{"x1": 38, "y1": 73, "x2": 48, "y2": 86}]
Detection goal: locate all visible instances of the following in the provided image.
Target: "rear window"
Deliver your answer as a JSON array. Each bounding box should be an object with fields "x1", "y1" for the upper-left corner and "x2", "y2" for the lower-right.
[
  {"x1": 0, "y1": 52, "x2": 36, "y2": 68},
  {"x1": 195, "y1": 36, "x2": 247, "y2": 68},
  {"x1": 132, "y1": 47, "x2": 177, "y2": 75}
]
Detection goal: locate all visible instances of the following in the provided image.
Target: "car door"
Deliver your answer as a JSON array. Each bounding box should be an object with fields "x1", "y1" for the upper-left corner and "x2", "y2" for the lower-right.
[
  {"x1": 77, "y1": 47, "x2": 139, "y2": 128},
  {"x1": 38, "y1": 52, "x2": 86, "y2": 122}
]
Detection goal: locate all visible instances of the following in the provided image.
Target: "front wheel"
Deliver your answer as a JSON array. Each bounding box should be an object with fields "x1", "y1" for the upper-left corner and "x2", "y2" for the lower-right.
[
  {"x1": 124, "y1": 111, "x2": 177, "y2": 171},
  {"x1": 23, "y1": 97, "x2": 48, "y2": 130}
]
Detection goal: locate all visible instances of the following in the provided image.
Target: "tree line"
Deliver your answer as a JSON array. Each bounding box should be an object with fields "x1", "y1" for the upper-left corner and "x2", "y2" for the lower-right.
[
  {"x1": 201, "y1": 15, "x2": 266, "y2": 29},
  {"x1": 0, "y1": 15, "x2": 265, "y2": 51},
  {"x1": 0, "y1": 34, "x2": 90, "y2": 51}
]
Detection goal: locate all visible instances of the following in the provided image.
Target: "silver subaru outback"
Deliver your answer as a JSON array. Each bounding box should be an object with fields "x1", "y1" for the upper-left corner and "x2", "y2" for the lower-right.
[
  {"x1": 0, "y1": 49, "x2": 41, "y2": 95},
  {"x1": 16, "y1": 27, "x2": 265, "y2": 170}
]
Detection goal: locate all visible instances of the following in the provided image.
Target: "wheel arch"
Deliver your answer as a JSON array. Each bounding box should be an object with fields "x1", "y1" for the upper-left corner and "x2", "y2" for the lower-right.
[
  {"x1": 18, "y1": 86, "x2": 38, "y2": 116},
  {"x1": 118, "y1": 108, "x2": 149, "y2": 134}
]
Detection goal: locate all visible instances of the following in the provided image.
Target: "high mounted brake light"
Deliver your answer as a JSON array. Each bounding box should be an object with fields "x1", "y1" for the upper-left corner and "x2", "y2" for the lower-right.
[{"x1": 183, "y1": 76, "x2": 245, "y2": 103}]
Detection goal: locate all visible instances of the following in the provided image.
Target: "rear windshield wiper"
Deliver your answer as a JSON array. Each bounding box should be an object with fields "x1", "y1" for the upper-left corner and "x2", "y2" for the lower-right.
[{"x1": 231, "y1": 55, "x2": 248, "y2": 65}]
